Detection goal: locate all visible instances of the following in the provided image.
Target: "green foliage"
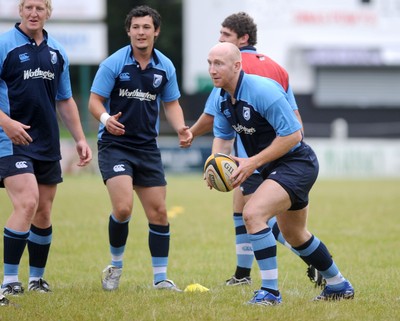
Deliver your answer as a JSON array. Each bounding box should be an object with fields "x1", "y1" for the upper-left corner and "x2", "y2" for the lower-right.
[{"x1": 1, "y1": 175, "x2": 399, "y2": 320}]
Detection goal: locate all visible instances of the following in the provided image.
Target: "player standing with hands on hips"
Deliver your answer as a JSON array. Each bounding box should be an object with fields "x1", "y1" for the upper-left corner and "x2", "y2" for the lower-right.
[
  {"x1": 89, "y1": 5, "x2": 192, "y2": 292},
  {"x1": 207, "y1": 42, "x2": 354, "y2": 305},
  {"x1": 0, "y1": 0, "x2": 92, "y2": 300}
]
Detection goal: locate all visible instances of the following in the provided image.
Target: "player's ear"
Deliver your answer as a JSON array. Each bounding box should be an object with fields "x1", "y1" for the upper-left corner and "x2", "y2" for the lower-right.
[
  {"x1": 239, "y1": 34, "x2": 249, "y2": 46},
  {"x1": 234, "y1": 61, "x2": 241, "y2": 72},
  {"x1": 154, "y1": 27, "x2": 160, "y2": 38}
]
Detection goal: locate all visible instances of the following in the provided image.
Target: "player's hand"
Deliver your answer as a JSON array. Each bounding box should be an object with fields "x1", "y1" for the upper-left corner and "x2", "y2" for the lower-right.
[
  {"x1": 178, "y1": 125, "x2": 193, "y2": 148},
  {"x1": 1, "y1": 118, "x2": 32, "y2": 145},
  {"x1": 105, "y1": 112, "x2": 125, "y2": 136},
  {"x1": 75, "y1": 140, "x2": 93, "y2": 167},
  {"x1": 203, "y1": 173, "x2": 213, "y2": 190},
  {"x1": 229, "y1": 155, "x2": 256, "y2": 189}
]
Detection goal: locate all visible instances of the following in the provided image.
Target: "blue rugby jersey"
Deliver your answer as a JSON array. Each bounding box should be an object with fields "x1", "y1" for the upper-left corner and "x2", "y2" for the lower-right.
[
  {"x1": 90, "y1": 45, "x2": 181, "y2": 149},
  {"x1": 0, "y1": 23, "x2": 72, "y2": 160},
  {"x1": 213, "y1": 71, "x2": 302, "y2": 168},
  {"x1": 204, "y1": 46, "x2": 298, "y2": 160}
]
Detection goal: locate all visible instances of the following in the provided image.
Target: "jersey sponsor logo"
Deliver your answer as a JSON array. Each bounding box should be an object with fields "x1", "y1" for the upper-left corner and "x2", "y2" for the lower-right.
[
  {"x1": 119, "y1": 73, "x2": 131, "y2": 81},
  {"x1": 153, "y1": 74, "x2": 163, "y2": 88},
  {"x1": 15, "y1": 161, "x2": 28, "y2": 169},
  {"x1": 19, "y1": 53, "x2": 30, "y2": 63},
  {"x1": 119, "y1": 88, "x2": 156, "y2": 101},
  {"x1": 232, "y1": 123, "x2": 256, "y2": 135},
  {"x1": 243, "y1": 107, "x2": 251, "y2": 121},
  {"x1": 50, "y1": 51, "x2": 58, "y2": 64},
  {"x1": 23, "y1": 68, "x2": 55, "y2": 81},
  {"x1": 113, "y1": 164, "x2": 125, "y2": 172}
]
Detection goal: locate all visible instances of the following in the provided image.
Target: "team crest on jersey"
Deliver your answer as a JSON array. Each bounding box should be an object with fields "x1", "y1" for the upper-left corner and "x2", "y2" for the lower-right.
[
  {"x1": 50, "y1": 51, "x2": 57, "y2": 64},
  {"x1": 153, "y1": 74, "x2": 163, "y2": 88},
  {"x1": 243, "y1": 107, "x2": 251, "y2": 121}
]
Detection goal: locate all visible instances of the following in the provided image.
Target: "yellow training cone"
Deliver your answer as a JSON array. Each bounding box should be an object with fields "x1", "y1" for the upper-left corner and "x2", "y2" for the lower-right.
[{"x1": 184, "y1": 283, "x2": 210, "y2": 292}]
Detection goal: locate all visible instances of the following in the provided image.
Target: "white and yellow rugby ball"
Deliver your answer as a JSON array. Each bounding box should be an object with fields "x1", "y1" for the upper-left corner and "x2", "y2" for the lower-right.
[{"x1": 204, "y1": 153, "x2": 238, "y2": 192}]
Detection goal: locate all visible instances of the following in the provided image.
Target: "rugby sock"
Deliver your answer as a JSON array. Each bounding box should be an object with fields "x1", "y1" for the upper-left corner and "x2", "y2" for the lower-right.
[
  {"x1": 108, "y1": 214, "x2": 130, "y2": 268},
  {"x1": 269, "y1": 217, "x2": 310, "y2": 265},
  {"x1": 233, "y1": 213, "x2": 253, "y2": 278},
  {"x1": 248, "y1": 227, "x2": 278, "y2": 293},
  {"x1": 28, "y1": 225, "x2": 52, "y2": 282},
  {"x1": 293, "y1": 235, "x2": 346, "y2": 289},
  {"x1": 149, "y1": 223, "x2": 170, "y2": 284},
  {"x1": 2, "y1": 227, "x2": 29, "y2": 286}
]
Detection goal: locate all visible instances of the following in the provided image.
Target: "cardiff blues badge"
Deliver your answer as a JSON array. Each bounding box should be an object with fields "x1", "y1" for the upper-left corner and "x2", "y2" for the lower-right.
[{"x1": 153, "y1": 74, "x2": 162, "y2": 88}]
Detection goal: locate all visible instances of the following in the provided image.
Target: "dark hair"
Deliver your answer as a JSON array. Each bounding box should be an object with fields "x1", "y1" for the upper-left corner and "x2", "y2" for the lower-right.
[
  {"x1": 221, "y1": 12, "x2": 257, "y2": 46},
  {"x1": 124, "y1": 5, "x2": 162, "y2": 33}
]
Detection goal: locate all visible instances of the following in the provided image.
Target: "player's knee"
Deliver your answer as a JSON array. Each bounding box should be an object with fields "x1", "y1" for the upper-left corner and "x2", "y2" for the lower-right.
[
  {"x1": 17, "y1": 196, "x2": 39, "y2": 218},
  {"x1": 113, "y1": 204, "x2": 132, "y2": 220}
]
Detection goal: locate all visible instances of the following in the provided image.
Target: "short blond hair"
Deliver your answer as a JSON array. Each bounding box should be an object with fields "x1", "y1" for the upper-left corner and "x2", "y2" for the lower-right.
[{"x1": 19, "y1": 0, "x2": 53, "y2": 17}]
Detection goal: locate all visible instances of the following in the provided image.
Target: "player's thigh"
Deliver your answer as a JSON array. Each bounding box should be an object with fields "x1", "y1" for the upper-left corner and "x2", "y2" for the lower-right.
[
  {"x1": 234, "y1": 173, "x2": 263, "y2": 212},
  {"x1": 232, "y1": 187, "x2": 245, "y2": 212},
  {"x1": 135, "y1": 186, "x2": 167, "y2": 225},
  {"x1": 4, "y1": 173, "x2": 39, "y2": 212},
  {"x1": 244, "y1": 179, "x2": 291, "y2": 221},
  {"x1": 106, "y1": 175, "x2": 134, "y2": 219}
]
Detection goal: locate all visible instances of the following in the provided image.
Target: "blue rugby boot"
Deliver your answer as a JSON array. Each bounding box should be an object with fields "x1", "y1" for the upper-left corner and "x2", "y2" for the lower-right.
[
  {"x1": 247, "y1": 289, "x2": 282, "y2": 306},
  {"x1": 314, "y1": 280, "x2": 354, "y2": 301}
]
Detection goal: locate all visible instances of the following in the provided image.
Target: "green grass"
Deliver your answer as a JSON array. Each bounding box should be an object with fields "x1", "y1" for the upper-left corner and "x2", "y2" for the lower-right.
[{"x1": 1, "y1": 174, "x2": 399, "y2": 320}]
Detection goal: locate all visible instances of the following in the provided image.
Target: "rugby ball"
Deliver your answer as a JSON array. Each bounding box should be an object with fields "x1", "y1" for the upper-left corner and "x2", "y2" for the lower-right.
[{"x1": 204, "y1": 153, "x2": 238, "y2": 192}]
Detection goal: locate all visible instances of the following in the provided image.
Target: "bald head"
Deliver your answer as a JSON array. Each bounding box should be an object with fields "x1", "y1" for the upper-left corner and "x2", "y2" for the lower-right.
[
  {"x1": 209, "y1": 42, "x2": 242, "y2": 65},
  {"x1": 208, "y1": 42, "x2": 242, "y2": 94}
]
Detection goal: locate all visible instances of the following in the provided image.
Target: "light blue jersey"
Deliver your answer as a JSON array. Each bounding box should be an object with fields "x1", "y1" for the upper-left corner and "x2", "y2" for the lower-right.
[
  {"x1": 213, "y1": 72, "x2": 302, "y2": 170},
  {"x1": 91, "y1": 46, "x2": 180, "y2": 148}
]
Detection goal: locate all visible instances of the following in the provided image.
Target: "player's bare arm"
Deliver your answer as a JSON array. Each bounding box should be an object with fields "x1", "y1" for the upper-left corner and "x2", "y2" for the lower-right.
[
  {"x1": 88, "y1": 93, "x2": 125, "y2": 136},
  {"x1": 189, "y1": 113, "x2": 214, "y2": 139},
  {"x1": 211, "y1": 137, "x2": 234, "y2": 156},
  {"x1": 57, "y1": 98, "x2": 92, "y2": 166},
  {"x1": 163, "y1": 100, "x2": 192, "y2": 148}
]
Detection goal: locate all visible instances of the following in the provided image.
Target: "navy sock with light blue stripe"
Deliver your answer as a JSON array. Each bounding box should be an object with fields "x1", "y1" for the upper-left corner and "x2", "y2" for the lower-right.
[
  {"x1": 149, "y1": 223, "x2": 170, "y2": 283},
  {"x1": 3, "y1": 227, "x2": 29, "y2": 283},
  {"x1": 109, "y1": 214, "x2": 129, "y2": 268},
  {"x1": 293, "y1": 235, "x2": 333, "y2": 271},
  {"x1": 28, "y1": 225, "x2": 52, "y2": 278}
]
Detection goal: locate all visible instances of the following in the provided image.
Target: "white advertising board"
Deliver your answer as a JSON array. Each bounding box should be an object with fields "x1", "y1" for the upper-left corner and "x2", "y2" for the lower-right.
[
  {"x1": 45, "y1": 23, "x2": 108, "y2": 64},
  {"x1": 0, "y1": 0, "x2": 106, "y2": 20},
  {"x1": 308, "y1": 139, "x2": 400, "y2": 178},
  {"x1": 0, "y1": 23, "x2": 108, "y2": 65}
]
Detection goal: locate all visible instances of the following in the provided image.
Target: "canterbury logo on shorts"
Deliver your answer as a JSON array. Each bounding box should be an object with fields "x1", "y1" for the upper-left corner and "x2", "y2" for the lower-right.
[
  {"x1": 15, "y1": 161, "x2": 28, "y2": 169},
  {"x1": 113, "y1": 164, "x2": 125, "y2": 172}
]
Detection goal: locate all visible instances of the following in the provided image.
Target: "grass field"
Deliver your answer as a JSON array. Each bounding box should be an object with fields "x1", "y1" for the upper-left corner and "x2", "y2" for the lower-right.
[{"x1": 0, "y1": 174, "x2": 399, "y2": 320}]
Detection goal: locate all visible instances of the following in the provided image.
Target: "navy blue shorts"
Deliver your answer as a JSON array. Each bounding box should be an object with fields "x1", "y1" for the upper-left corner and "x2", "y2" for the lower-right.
[
  {"x1": 260, "y1": 142, "x2": 319, "y2": 210},
  {"x1": 240, "y1": 173, "x2": 263, "y2": 196},
  {"x1": 0, "y1": 155, "x2": 62, "y2": 188},
  {"x1": 98, "y1": 142, "x2": 167, "y2": 187}
]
